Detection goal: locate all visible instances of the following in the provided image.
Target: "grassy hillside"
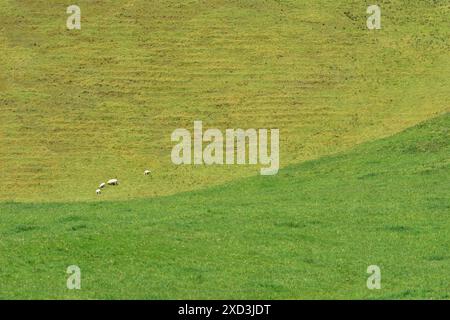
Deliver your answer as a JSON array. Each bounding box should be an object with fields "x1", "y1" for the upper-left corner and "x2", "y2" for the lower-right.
[
  {"x1": 1, "y1": 0, "x2": 449, "y2": 202},
  {"x1": 0, "y1": 113, "x2": 448, "y2": 299}
]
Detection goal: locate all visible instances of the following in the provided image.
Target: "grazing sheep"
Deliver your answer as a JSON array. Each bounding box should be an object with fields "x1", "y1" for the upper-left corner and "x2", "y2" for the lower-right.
[
  {"x1": 107, "y1": 179, "x2": 119, "y2": 186},
  {"x1": 99, "y1": 182, "x2": 106, "y2": 189},
  {"x1": 144, "y1": 170, "x2": 151, "y2": 176},
  {"x1": 96, "y1": 189, "x2": 101, "y2": 195}
]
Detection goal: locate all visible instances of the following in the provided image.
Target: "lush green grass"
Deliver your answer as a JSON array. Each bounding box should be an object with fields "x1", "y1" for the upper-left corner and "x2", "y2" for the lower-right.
[
  {"x1": 1, "y1": 0, "x2": 449, "y2": 202},
  {"x1": 0, "y1": 114, "x2": 448, "y2": 299}
]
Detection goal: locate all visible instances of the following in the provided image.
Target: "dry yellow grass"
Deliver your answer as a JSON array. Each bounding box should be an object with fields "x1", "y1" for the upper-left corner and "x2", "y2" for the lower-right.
[{"x1": 1, "y1": 0, "x2": 449, "y2": 202}]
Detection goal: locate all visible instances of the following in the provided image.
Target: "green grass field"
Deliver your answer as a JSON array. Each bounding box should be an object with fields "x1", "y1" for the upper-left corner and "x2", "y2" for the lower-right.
[{"x1": 0, "y1": 0, "x2": 449, "y2": 299}]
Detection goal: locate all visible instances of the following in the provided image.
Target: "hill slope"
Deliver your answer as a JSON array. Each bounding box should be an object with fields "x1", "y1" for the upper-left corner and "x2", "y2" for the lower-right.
[
  {"x1": 0, "y1": 113, "x2": 448, "y2": 299},
  {"x1": 1, "y1": 0, "x2": 449, "y2": 202}
]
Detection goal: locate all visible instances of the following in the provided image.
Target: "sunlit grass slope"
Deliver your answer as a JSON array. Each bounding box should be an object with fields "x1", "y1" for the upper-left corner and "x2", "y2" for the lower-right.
[
  {"x1": 0, "y1": 113, "x2": 448, "y2": 299},
  {"x1": 0, "y1": 0, "x2": 449, "y2": 202}
]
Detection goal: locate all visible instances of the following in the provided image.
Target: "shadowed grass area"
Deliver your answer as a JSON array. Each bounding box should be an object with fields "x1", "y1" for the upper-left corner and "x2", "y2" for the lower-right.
[
  {"x1": 0, "y1": 0, "x2": 449, "y2": 202},
  {"x1": 0, "y1": 114, "x2": 448, "y2": 299}
]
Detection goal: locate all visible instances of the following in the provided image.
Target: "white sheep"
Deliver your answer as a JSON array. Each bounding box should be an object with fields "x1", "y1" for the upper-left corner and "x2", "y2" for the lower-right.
[
  {"x1": 99, "y1": 182, "x2": 106, "y2": 189},
  {"x1": 107, "y1": 178, "x2": 119, "y2": 186},
  {"x1": 96, "y1": 189, "x2": 101, "y2": 195},
  {"x1": 144, "y1": 170, "x2": 151, "y2": 176}
]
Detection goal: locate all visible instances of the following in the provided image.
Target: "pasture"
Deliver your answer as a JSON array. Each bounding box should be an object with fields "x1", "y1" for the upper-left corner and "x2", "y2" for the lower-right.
[{"x1": 0, "y1": 0, "x2": 449, "y2": 299}]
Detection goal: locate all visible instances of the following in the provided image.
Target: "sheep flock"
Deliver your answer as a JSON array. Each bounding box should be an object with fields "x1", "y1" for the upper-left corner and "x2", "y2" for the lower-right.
[{"x1": 96, "y1": 170, "x2": 151, "y2": 195}]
